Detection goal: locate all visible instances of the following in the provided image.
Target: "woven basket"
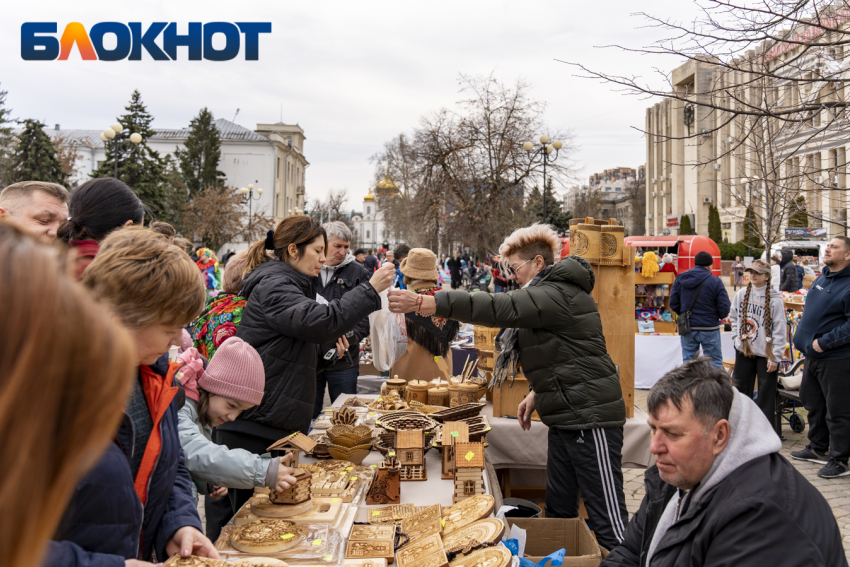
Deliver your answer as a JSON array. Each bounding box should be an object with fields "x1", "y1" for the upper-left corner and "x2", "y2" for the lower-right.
[
  {"x1": 375, "y1": 412, "x2": 438, "y2": 432},
  {"x1": 427, "y1": 403, "x2": 486, "y2": 423}
]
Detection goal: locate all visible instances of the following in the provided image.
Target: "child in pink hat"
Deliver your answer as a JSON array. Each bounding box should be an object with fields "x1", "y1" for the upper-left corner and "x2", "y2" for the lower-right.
[{"x1": 176, "y1": 337, "x2": 297, "y2": 504}]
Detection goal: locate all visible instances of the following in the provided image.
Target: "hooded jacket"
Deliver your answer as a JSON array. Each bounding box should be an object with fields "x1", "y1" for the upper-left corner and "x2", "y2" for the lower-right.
[
  {"x1": 45, "y1": 356, "x2": 201, "y2": 567},
  {"x1": 729, "y1": 284, "x2": 786, "y2": 360},
  {"x1": 434, "y1": 256, "x2": 625, "y2": 430},
  {"x1": 669, "y1": 267, "x2": 730, "y2": 330},
  {"x1": 780, "y1": 249, "x2": 799, "y2": 292},
  {"x1": 317, "y1": 253, "x2": 372, "y2": 371},
  {"x1": 792, "y1": 263, "x2": 850, "y2": 360},
  {"x1": 230, "y1": 259, "x2": 381, "y2": 439},
  {"x1": 602, "y1": 391, "x2": 845, "y2": 567}
]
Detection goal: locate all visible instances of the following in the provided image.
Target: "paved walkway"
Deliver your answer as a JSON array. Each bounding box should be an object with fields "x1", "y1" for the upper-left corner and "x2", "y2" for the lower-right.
[{"x1": 626, "y1": 389, "x2": 850, "y2": 560}]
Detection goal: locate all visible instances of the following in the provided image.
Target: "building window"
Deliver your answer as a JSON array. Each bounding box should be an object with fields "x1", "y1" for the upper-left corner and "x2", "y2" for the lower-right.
[
  {"x1": 615, "y1": 187, "x2": 622, "y2": 191},
  {"x1": 366, "y1": 230, "x2": 370, "y2": 239},
  {"x1": 605, "y1": 187, "x2": 612, "y2": 191},
  {"x1": 464, "y1": 480, "x2": 475, "y2": 495},
  {"x1": 277, "y1": 157, "x2": 280, "y2": 178},
  {"x1": 407, "y1": 452, "x2": 414, "y2": 461},
  {"x1": 367, "y1": 206, "x2": 371, "y2": 215}
]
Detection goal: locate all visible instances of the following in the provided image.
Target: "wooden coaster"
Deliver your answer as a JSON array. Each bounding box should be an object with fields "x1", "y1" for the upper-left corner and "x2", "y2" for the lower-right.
[
  {"x1": 250, "y1": 495, "x2": 315, "y2": 518},
  {"x1": 397, "y1": 533, "x2": 445, "y2": 567},
  {"x1": 440, "y1": 495, "x2": 494, "y2": 535},
  {"x1": 230, "y1": 520, "x2": 305, "y2": 554},
  {"x1": 448, "y1": 547, "x2": 511, "y2": 567},
  {"x1": 440, "y1": 520, "x2": 504, "y2": 552}
]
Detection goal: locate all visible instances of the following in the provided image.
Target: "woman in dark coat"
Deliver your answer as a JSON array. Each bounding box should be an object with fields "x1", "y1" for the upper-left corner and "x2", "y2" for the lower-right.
[
  {"x1": 222, "y1": 216, "x2": 395, "y2": 516},
  {"x1": 388, "y1": 224, "x2": 627, "y2": 551}
]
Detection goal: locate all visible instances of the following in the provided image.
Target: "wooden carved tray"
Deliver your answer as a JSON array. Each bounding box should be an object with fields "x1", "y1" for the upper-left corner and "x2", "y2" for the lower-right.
[
  {"x1": 440, "y1": 519, "x2": 505, "y2": 552},
  {"x1": 376, "y1": 412, "x2": 438, "y2": 432},
  {"x1": 230, "y1": 519, "x2": 305, "y2": 554},
  {"x1": 428, "y1": 404, "x2": 486, "y2": 423},
  {"x1": 396, "y1": 533, "x2": 444, "y2": 567},
  {"x1": 448, "y1": 546, "x2": 511, "y2": 567},
  {"x1": 441, "y1": 495, "x2": 495, "y2": 535}
]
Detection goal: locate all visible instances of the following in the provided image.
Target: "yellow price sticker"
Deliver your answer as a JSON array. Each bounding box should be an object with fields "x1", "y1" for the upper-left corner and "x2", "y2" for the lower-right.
[
  {"x1": 388, "y1": 451, "x2": 396, "y2": 456},
  {"x1": 351, "y1": 476, "x2": 358, "y2": 480},
  {"x1": 441, "y1": 519, "x2": 446, "y2": 527},
  {"x1": 281, "y1": 534, "x2": 294, "y2": 540},
  {"x1": 465, "y1": 451, "x2": 475, "y2": 461},
  {"x1": 450, "y1": 431, "x2": 459, "y2": 437},
  {"x1": 323, "y1": 555, "x2": 333, "y2": 562},
  {"x1": 332, "y1": 498, "x2": 340, "y2": 503},
  {"x1": 369, "y1": 412, "x2": 375, "y2": 416},
  {"x1": 373, "y1": 510, "x2": 381, "y2": 516},
  {"x1": 313, "y1": 539, "x2": 323, "y2": 546},
  {"x1": 370, "y1": 465, "x2": 377, "y2": 468},
  {"x1": 378, "y1": 397, "x2": 383, "y2": 401},
  {"x1": 346, "y1": 467, "x2": 353, "y2": 470}
]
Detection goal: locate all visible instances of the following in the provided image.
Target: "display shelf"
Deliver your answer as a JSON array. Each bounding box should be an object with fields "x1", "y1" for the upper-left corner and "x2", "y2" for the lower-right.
[{"x1": 635, "y1": 271, "x2": 676, "y2": 335}]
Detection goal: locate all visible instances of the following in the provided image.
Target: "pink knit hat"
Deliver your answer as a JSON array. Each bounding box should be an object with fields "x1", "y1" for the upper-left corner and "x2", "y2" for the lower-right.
[{"x1": 197, "y1": 337, "x2": 265, "y2": 405}]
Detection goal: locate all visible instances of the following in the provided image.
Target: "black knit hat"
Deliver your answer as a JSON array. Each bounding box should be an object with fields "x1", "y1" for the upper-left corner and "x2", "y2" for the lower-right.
[{"x1": 695, "y1": 251, "x2": 713, "y2": 266}]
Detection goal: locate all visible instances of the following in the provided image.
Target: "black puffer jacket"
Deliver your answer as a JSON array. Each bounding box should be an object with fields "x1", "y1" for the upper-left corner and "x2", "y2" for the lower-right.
[
  {"x1": 780, "y1": 249, "x2": 799, "y2": 292},
  {"x1": 434, "y1": 256, "x2": 625, "y2": 430},
  {"x1": 317, "y1": 255, "x2": 372, "y2": 371},
  {"x1": 230, "y1": 259, "x2": 381, "y2": 439}
]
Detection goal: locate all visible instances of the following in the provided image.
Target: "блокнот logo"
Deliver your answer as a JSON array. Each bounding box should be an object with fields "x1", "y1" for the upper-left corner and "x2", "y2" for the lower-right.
[{"x1": 21, "y1": 22, "x2": 271, "y2": 61}]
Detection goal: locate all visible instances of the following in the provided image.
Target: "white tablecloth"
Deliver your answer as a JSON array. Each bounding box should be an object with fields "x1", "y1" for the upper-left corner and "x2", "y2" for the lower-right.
[{"x1": 635, "y1": 333, "x2": 735, "y2": 389}]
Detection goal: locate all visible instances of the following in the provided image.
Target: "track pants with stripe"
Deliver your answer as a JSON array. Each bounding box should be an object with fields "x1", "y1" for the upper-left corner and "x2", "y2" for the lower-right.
[{"x1": 545, "y1": 426, "x2": 628, "y2": 551}]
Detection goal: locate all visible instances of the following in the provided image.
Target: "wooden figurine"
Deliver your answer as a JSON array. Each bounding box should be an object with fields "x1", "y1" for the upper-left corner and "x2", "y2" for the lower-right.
[
  {"x1": 396, "y1": 429, "x2": 427, "y2": 481},
  {"x1": 269, "y1": 468, "x2": 312, "y2": 504},
  {"x1": 266, "y1": 432, "x2": 317, "y2": 468},
  {"x1": 453, "y1": 442, "x2": 485, "y2": 503},
  {"x1": 366, "y1": 454, "x2": 401, "y2": 505},
  {"x1": 441, "y1": 422, "x2": 469, "y2": 479}
]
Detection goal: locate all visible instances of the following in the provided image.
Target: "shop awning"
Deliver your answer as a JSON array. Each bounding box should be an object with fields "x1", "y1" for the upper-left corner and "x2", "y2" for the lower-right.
[{"x1": 625, "y1": 239, "x2": 679, "y2": 248}]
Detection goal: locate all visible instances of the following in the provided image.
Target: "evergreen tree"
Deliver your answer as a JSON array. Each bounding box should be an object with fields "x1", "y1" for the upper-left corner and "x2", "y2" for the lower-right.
[
  {"x1": 788, "y1": 195, "x2": 808, "y2": 228},
  {"x1": 679, "y1": 213, "x2": 694, "y2": 235},
  {"x1": 175, "y1": 107, "x2": 225, "y2": 194},
  {"x1": 742, "y1": 206, "x2": 761, "y2": 248},
  {"x1": 0, "y1": 84, "x2": 15, "y2": 187},
  {"x1": 524, "y1": 177, "x2": 572, "y2": 231},
  {"x1": 93, "y1": 90, "x2": 170, "y2": 218},
  {"x1": 707, "y1": 204, "x2": 722, "y2": 243},
  {"x1": 11, "y1": 119, "x2": 66, "y2": 185}
]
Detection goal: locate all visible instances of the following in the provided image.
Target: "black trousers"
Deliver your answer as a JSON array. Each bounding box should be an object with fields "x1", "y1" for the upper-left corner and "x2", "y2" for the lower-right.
[
  {"x1": 545, "y1": 426, "x2": 628, "y2": 551},
  {"x1": 734, "y1": 349, "x2": 779, "y2": 433},
  {"x1": 216, "y1": 429, "x2": 285, "y2": 522},
  {"x1": 801, "y1": 357, "x2": 850, "y2": 462},
  {"x1": 203, "y1": 428, "x2": 239, "y2": 541}
]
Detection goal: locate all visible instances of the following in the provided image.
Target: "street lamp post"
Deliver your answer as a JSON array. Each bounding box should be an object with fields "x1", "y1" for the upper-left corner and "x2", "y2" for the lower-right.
[
  {"x1": 523, "y1": 135, "x2": 563, "y2": 222},
  {"x1": 100, "y1": 123, "x2": 142, "y2": 178},
  {"x1": 240, "y1": 184, "x2": 263, "y2": 241}
]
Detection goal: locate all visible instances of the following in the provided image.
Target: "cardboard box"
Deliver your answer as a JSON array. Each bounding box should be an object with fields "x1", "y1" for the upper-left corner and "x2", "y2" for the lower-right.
[{"x1": 505, "y1": 518, "x2": 601, "y2": 567}]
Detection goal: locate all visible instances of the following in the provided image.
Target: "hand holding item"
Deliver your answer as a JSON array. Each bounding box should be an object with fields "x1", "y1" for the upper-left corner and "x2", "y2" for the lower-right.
[
  {"x1": 369, "y1": 262, "x2": 396, "y2": 293},
  {"x1": 275, "y1": 453, "x2": 299, "y2": 492},
  {"x1": 336, "y1": 335, "x2": 349, "y2": 358},
  {"x1": 209, "y1": 486, "x2": 228, "y2": 500},
  {"x1": 517, "y1": 391, "x2": 536, "y2": 431},
  {"x1": 165, "y1": 526, "x2": 220, "y2": 559}
]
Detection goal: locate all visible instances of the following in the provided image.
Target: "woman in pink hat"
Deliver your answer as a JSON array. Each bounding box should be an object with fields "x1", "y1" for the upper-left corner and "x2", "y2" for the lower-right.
[{"x1": 176, "y1": 337, "x2": 298, "y2": 505}]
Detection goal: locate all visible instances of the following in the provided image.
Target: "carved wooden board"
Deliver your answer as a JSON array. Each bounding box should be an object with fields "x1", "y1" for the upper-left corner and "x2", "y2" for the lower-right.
[
  {"x1": 440, "y1": 520, "x2": 504, "y2": 553},
  {"x1": 230, "y1": 520, "x2": 305, "y2": 554},
  {"x1": 369, "y1": 503, "x2": 416, "y2": 524},
  {"x1": 396, "y1": 533, "x2": 445, "y2": 567},
  {"x1": 448, "y1": 547, "x2": 511, "y2": 567},
  {"x1": 350, "y1": 524, "x2": 396, "y2": 541},
  {"x1": 231, "y1": 559, "x2": 291, "y2": 567},
  {"x1": 440, "y1": 495, "x2": 494, "y2": 535},
  {"x1": 344, "y1": 559, "x2": 389, "y2": 567},
  {"x1": 401, "y1": 519, "x2": 443, "y2": 547},
  {"x1": 366, "y1": 467, "x2": 400, "y2": 505},
  {"x1": 345, "y1": 540, "x2": 395, "y2": 561},
  {"x1": 404, "y1": 549, "x2": 448, "y2": 567},
  {"x1": 163, "y1": 556, "x2": 228, "y2": 567},
  {"x1": 401, "y1": 504, "x2": 442, "y2": 534}
]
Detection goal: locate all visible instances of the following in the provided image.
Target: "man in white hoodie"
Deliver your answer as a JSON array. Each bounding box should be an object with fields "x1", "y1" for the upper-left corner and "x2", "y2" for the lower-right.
[{"x1": 602, "y1": 359, "x2": 845, "y2": 567}]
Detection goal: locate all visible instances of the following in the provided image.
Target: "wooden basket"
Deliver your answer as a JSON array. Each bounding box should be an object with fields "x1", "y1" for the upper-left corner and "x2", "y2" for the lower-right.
[
  {"x1": 375, "y1": 413, "x2": 438, "y2": 432},
  {"x1": 476, "y1": 349, "x2": 497, "y2": 373},
  {"x1": 428, "y1": 403, "x2": 486, "y2": 423}
]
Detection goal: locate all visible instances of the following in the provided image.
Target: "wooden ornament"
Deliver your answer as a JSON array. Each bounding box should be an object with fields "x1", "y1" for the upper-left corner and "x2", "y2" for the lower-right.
[
  {"x1": 456, "y1": 384, "x2": 480, "y2": 405},
  {"x1": 573, "y1": 218, "x2": 601, "y2": 264},
  {"x1": 452, "y1": 442, "x2": 484, "y2": 503},
  {"x1": 401, "y1": 504, "x2": 442, "y2": 534},
  {"x1": 269, "y1": 469, "x2": 311, "y2": 505},
  {"x1": 405, "y1": 549, "x2": 449, "y2": 567},
  {"x1": 402, "y1": 519, "x2": 443, "y2": 546},
  {"x1": 600, "y1": 223, "x2": 625, "y2": 266},
  {"x1": 266, "y1": 432, "x2": 317, "y2": 468},
  {"x1": 368, "y1": 503, "x2": 416, "y2": 524},
  {"x1": 396, "y1": 533, "x2": 445, "y2": 567},
  {"x1": 386, "y1": 376, "x2": 407, "y2": 398},
  {"x1": 406, "y1": 380, "x2": 431, "y2": 404},
  {"x1": 231, "y1": 559, "x2": 291, "y2": 567},
  {"x1": 230, "y1": 520, "x2": 305, "y2": 554},
  {"x1": 344, "y1": 560, "x2": 389, "y2": 567},
  {"x1": 250, "y1": 495, "x2": 314, "y2": 518},
  {"x1": 428, "y1": 387, "x2": 449, "y2": 407},
  {"x1": 440, "y1": 495, "x2": 495, "y2": 535},
  {"x1": 350, "y1": 525, "x2": 397, "y2": 541},
  {"x1": 366, "y1": 465, "x2": 401, "y2": 505},
  {"x1": 162, "y1": 555, "x2": 228, "y2": 567},
  {"x1": 448, "y1": 546, "x2": 511, "y2": 567},
  {"x1": 346, "y1": 540, "x2": 395, "y2": 563},
  {"x1": 440, "y1": 519, "x2": 505, "y2": 552}
]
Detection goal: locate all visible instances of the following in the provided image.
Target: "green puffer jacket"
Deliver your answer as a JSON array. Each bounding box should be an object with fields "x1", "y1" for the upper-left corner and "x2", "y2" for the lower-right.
[{"x1": 434, "y1": 256, "x2": 625, "y2": 430}]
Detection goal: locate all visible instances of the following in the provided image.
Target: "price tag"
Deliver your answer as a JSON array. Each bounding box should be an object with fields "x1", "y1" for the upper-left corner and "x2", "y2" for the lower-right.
[
  {"x1": 369, "y1": 412, "x2": 375, "y2": 416},
  {"x1": 373, "y1": 510, "x2": 381, "y2": 516},
  {"x1": 332, "y1": 498, "x2": 340, "y2": 503},
  {"x1": 281, "y1": 534, "x2": 294, "y2": 540},
  {"x1": 441, "y1": 519, "x2": 446, "y2": 527},
  {"x1": 451, "y1": 431, "x2": 459, "y2": 437},
  {"x1": 485, "y1": 427, "x2": 492, "y2": 431},
  {"x1": 388, "y1": 451, "x2": 396, "y2": 456},
  {"x1": 370, "y1": 465, "x2": 377, "y2": 468},
  {"x1": 351, "y1": 476, "x2": 358, "y2": 480},
  {"x1": 465, "y1": 451, "x2": 475, "y2": 461},
  {"x1": 323, "y1": 555, "x2": 333, "y2": 562},
  {"x1": 378, "y1": 397, "x2": 383, "y2": 401},
  {"x1": 313, "y1": 539, "x2": 323, "y2": 546},
  {"x1": 346, "y1": 467, "x2": 353, "y2": 470}
]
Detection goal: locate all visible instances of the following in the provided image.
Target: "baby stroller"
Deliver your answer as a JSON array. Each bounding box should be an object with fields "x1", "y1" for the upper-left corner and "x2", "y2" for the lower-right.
[
  {"x1": 777, "y1": 358, "x2": 806, "y2": 435},
  {"x1": 465, "y1": 267, "x2": 491, "y2": 292}
]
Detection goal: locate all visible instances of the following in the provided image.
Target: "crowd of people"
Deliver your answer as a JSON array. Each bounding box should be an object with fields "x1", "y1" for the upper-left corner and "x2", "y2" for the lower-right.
[{"x1": 2, "y1": 176, "x2": 849, "y2": 567}]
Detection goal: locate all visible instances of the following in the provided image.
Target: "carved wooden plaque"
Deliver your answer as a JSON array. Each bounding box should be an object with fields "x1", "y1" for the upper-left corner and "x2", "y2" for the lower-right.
[
  {"x1": 440, "y1": 520, "x2": 504, "y2": 552},
  {"x1": 345, "y1": 540, "x2": 395, "y2": 560},
  {"x1": 350, "y1": 525, "x2": 396, "y2": 541},
  {"x1": 163, "y1": 556, "x2": 227, "y2": 567},
  {"x1": 448, "y1": 547, "x2": 511, "y2": 567},
  {"x1": 403, "y1": 519, "x2": 443, "y2": 546},
  {"x1": 440, "y1": 495, "x2": 494, "y2": 535},
  {"x1": 401, "y1": 504, "x2": 442, "y2": 534},
  {"x1": 396, "y1": 533, "x2": 445, "y2": 567},
  {"x1": 405, "y1": 549, "x2": 449, "y2": 567},
  {"x1": 230, "y1": 519, "x2": 305, "y2": 554},
  {"x1": 366, "y1": 467, "x2": 400, "y2": 505},
  {"x1": 344, "y1": 559, "x2": 389, "y2": 567}
]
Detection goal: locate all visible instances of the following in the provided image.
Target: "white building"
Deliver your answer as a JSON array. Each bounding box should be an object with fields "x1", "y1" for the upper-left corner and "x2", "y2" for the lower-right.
[
  {"x1": 47, "y1": 119, "x2": 308, "y2": 251},
  {"x1": 351, "y1": 173, "x2": 400, "y2": 250}
]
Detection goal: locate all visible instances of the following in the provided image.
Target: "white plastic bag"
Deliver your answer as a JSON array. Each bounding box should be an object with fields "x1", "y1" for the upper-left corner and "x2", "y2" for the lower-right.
[{"x1": 369, "y1": 288, "x2": 407, "y2": 371}]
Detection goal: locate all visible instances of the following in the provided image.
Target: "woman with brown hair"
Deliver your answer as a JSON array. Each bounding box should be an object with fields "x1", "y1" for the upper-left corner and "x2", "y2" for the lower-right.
[
  {"x1": 0, "y1": 222, "x2": 136, "y2": 567},
  {"x1": 218, "y1": 215, "x2": 394, "y2": 516}
]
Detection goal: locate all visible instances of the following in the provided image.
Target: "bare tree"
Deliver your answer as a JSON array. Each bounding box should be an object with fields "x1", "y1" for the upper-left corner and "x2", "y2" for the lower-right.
[
  {"x1": 625, "y1": 177, "x2": 647, "y2": 236},
  {"x1": 182, "y1": 186, "x2": 250, "y2": 252},
  {"x1": 53, "y1": 136, "x2": 81, "y2": 187}
]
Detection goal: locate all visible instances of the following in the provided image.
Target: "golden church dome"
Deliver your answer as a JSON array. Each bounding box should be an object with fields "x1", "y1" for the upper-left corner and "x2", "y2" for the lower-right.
[
  {"x1": 375, "y1": 173, "x2": 399, "y2": 196},
  {"x1": 363, "y1": 188, "x2": 375, "y2": 202}
]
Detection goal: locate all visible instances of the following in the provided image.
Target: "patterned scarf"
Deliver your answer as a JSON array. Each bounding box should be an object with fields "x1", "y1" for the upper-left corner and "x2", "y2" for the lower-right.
[
  {"x1": 491, "y1": 265, "x2": 553, "y2": 389},
  {"x1": 404, "y1": 285, "x2": 460, "y2": 357}
]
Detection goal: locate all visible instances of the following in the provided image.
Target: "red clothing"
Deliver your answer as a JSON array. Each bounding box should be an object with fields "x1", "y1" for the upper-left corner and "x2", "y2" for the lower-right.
[
  {"x1": 660, "y1": 263, "x2": 678, "y2": 276},
  {"x1": 134, "y1": 362, "x2": 180, "y2": 504},
  {"x1": 69, "y1": 239, "x2": 100, "y2": 281}
]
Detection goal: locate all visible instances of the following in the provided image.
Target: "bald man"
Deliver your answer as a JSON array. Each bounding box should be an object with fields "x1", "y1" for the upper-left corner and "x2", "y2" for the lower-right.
[{"x1": 0, "y1": 181, "x2": 69, "y2": 241}]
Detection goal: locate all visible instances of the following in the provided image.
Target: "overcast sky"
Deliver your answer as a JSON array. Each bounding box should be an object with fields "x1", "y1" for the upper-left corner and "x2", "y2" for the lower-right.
[{"x1": 2, "y1": 0, "x2": 703, "y2": 207}]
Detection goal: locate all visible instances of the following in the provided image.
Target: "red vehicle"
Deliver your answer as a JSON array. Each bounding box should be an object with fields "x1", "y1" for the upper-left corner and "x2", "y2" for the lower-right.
[{"x1": 559, "y1": 234, "x2": 721, "y2": 276}]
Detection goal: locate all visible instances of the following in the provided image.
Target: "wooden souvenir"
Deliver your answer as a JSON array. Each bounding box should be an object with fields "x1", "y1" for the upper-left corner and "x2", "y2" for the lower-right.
[
  {"x1": 396, "y1": 429, "x2": 427, "y2": 481},
  {"x1": 350, "y1": 524, "x2": 397, "y2": 541},
  {"x1": 366, "y1": 465, "x2": 400, "y2": 505},
  {"x1": 267, "y1": 433, "x2": 317, "y2": 468},
  {"x1": 429, "y1": 404, "x2": 485, "y2": 424},
  {"x1": 574, "y1": 218, "x2": 601, "y2": 264},
  {"x1": 162, "y1": 555, "x2": 228, "y2": 567},
  {"x1": 446, "y1": 380, "x2": 460, "y2": 408},
  {"x1": 396, "y1": 533, "x2": 445, "y2": 567},
  {"x1": 346, "y1": 540, "x2": 395, "y2": 564},
  {"x1": 376, "y1": 412, "x2": 438, "y2": 432},
  {"x1": 406, "y1": 380, "x2": 431, "y2": 404},
  {"x1": 310, "y1": 469, "x2": 362, "y2": 502},
  {"x1": 440, "y1": 520, "x2": 505, "y2": 552},
  {"x1": 305, "y1": 459, "x2": 355, "y2": 472},
  {"x1": 332, "y1": 407, "x2": 359, "y2": 425},
  {"x1": 327, "y1": 425, "x2": 373, "y2": 448},
  {"x1": 441, "y1": 422, "x2": 469, "y2": 479},
  {"x1": 491, "y1": 373, "x2": 538, "y2": 421},
  {"x1": 473, "y1": 326, "x2": 499, "y2": 349},
  {"x1": 344, "y1": 560, "x2": 389, "y2": 567},
  {"x1": 269, "y1": 469, "x2": 312, "y2": 505},
  {"x1": 452, "y1": 442, "x2": 484, "y2": 503},
  {"x1": 428, "y1": 387, "x2": 449, "y2": 407},
  {"x1": 405, "y1": 549, "x2": 449, "y2": 567},
  {"x1": 344, "y1": 396, "x2": 369, "y2": 407},
  {"x1": 326, "y1": 443, "x2": 372, "y2": 465},
  {"x1": 386, "y1": 376, "x2": 407, "y2": 397},
  {"x1": 440, "y1": 495, "x2": 494, "y2": 535},
  {"x1": 401, "y1": 504, "x2": 442, "y2": 534},
  {"x1": 447, "y1": 546, "x2": 511, "y2": 567},
  {"x1": 456, "y1": 384, "x2": 480, "y2": 406},
  {"x1": 402, "y1": 519, "x2": 443, "y2": 546},
  {"x1": 231, "y1": 559, "x2": 290, "y2": 567},
  {"x1": 368, "y1": 503, "x2": 416, "y2": 523},
  {"x1": 600, "y1": 223, "x2": 625, "y2": 266},
  {"x1": 230, "y1": 520, "x2": 305, "y2": 554},
  {"x1": 307, "y1": 433, "x2": 331, "y2": 459},
  {"x1": 250, "y1": 494, "x2": 314, "y2": 518}
]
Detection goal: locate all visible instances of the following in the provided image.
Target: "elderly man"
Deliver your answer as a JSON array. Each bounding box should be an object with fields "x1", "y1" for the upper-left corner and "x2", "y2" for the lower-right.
[
  {"x1": 602, "y1": 359, "x2": 844, "y2": 566},
  {"x1": 313, "y1": 221, "x2": 371, "y2": 418},
  {"x1": 0, "y1": 181, "x2": 69, "y2": 241},
  {"x1": 791, "y1": 236, "x2": 850, "y2": 478}
]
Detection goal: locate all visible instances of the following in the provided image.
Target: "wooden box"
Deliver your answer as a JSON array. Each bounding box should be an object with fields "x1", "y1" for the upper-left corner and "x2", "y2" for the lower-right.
[
  {"x1": 476, "y1": 349, "x2": 496, "y2": 373},
  {"x1": 492, "y1": 373, "x2": 539, "y2": 421},
  {"x1": 474, "y1": 325, "x2": 500, "y2": 348},
  {"x1": 268, "y1": 468, "x2": 312, "y2": 504}
]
